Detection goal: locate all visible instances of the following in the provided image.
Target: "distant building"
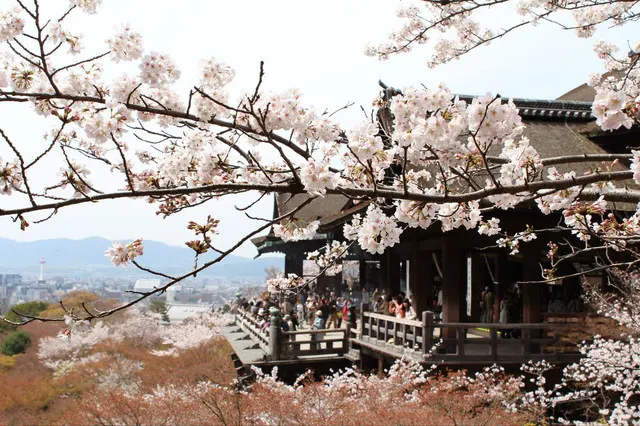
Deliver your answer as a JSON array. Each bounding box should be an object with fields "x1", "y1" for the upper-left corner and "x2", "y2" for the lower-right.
[
  {"x1": 166, "y1": 284, "x2": 182, "y2": 304},
  {"x1": 166, "y1": 303, "x2": 211, "y2": 323},
  {"x1": 26, "y1": 288, "x2": 50, "y2": 302},
  {"x1": 0, "y1": 274, "x2": 22, "y2": 287},
  {"x1": 133, "y1": 279, "x2": 162, "y2": 293}
]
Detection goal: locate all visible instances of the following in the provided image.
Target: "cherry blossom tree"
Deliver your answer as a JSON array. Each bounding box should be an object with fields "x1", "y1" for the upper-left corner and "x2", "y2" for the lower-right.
[
  {"x1": 0, "y1": 0, "x2": 638, "y2": 336},
  {"x1": 0, "y1": 1, "x2": 638, "y2": 423}
]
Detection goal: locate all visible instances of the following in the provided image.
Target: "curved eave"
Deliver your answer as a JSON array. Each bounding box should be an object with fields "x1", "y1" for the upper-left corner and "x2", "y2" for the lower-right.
[{"x1": 251, "y1": 233, "x2": 331, "y2": 258}]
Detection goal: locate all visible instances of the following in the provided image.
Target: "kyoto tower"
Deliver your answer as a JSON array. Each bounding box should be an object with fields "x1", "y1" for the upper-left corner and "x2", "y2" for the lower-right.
[{"x1": 38, "y1": 257, "x2": 45, "y2": 285}]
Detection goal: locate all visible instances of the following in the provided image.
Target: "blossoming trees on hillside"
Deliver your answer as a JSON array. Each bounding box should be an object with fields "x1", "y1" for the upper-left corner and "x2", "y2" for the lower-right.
[{"x1": 0, "y1": 0, "x2": 638, "y2": 422}]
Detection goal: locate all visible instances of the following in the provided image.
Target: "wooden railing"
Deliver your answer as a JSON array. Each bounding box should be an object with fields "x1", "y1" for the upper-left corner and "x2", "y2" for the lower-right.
[
  {"x1": 236, "y1": 309, "x2": 270, "y2": 353},
  {"x1": 235, "y1": 309, "x2": 581, "y2": 364},
  {"x1": 234, "y1": 309, "x2": 352, "y2": 360},
  {"x1": 357, "y1": 311, "x2": 581, "y2": 363},
  {"x1": 359, "y1": 311, "x2": 425, "y2": 357},
  {"x1": 282, "y1": 328, "x2": 349, "y2": 358}
]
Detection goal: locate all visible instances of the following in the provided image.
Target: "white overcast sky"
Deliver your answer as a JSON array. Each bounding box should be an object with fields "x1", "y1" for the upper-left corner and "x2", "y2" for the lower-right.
[{"x1": 0, "y1": 0, "x2": 636, "y2": 257}]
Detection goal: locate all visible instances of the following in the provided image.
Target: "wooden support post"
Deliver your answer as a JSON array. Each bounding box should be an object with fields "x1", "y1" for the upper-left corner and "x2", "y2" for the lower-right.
[
  {"x1": 457, "y1": 327, "x2": 465, "y2": 356},
  {"x1": 402, "y1": 323, "x2": 408, "y2": 348},
  {"x1": 423, "y1": 311, "x2": 434, "y2": 356},
  {"x1": 378, "y1": 356, "x2": 384, "y2": 376},
  {"x1": 522, "y1": 328, "x2": 532, "y2": 355},
  {"x1": 384, "y1": 318, "x2": 389, "y2": 343},
  {"x1": 359, "y1": 260, "x2": 367, "y2": 291},
  {"x1": 442, "y1": 236, "x2": 465, "y2": 340},
  {"x1": 369, "y1": 314, "x2": 373, "y2": 339},
  {"x1": 387, "y1": 250, "x2": 401, "y2": 296},
  {"x1": 344, "y1": 324, "x2": 351, "y2": 352},
  {"x1": 522, "y1": 249, "x2": 541, "y2": 353},
  {"x1": 318, "y1": 274, "x2": 340, "y2": 296},
  {"x1": 522, "y1": 284, "x2": 541, "y2": 324},
  {"x1": 522, "y1": 248, "x2": 541, "y2": 324},
  {"x1": 269, "y1": 322, "x2": 282, "y2": 361},
  {"x1": 411, "y1": 248, "x2": 431, "y2": 316},
  {"x1": 284, "y1": 249, "x2": 303, "y2": 277},
  {"x1": 490, "y1": 327, "x2": 498, "y2": 361},
  {"x1": 380, "y1": 253, "x2": 389, "y2": 295}
]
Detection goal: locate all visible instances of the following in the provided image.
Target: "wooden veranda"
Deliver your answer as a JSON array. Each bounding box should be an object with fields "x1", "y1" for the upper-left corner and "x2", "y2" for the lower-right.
[{"x1": 222, "y1": 308, "x2": 581, "y2": 379}]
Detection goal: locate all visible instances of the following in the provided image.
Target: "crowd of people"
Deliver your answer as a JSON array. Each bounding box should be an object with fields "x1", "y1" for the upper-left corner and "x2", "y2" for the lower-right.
[
  {"x1": 369, "y1": 290, "x2": 418, "y2": 320},
  {"x1": 236, "y1": 286, "x2": 425, "y2": 334},
  {"x1": 479, "y1": 286, "x2": 523, "y2": 338},
  {"x1": 236, "y1": 291, "x2": 360, "y2": 334},
  {"x1": 235, "y1": 281, "x2": 586, "y2": 345}
]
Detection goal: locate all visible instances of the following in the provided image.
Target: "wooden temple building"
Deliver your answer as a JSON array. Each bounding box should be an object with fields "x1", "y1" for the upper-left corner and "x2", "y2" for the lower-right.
[{"x1": 230, "y1": 83, "x2": 639, "y2": 372}]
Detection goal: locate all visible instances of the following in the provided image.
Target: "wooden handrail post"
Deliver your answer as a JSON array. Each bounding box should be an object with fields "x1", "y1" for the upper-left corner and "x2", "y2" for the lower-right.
[
  {"x1": 344, "y1": 324, "x2": 351, "y2": 352},
  {"x1": 490, "y1": 326, "x2": 498, "y2": 361},
  {"x1": 523, "y1": 327, "x2": 532, "y2": 355},
  {"x1": 422, "y1": 311, "x2": 434, "y2": 356},
  {"x1": 457, "y1": 326, "x2": 465, "y2": 356},
  {"x1": 269, "y1": 308, "x2": 282, "y2": 361},
  {"x1": 392, "y1": 320, "x2": 398, "y2": 346}
]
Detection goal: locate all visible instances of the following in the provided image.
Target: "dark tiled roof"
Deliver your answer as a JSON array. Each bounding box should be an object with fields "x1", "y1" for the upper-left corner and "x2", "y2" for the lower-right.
[
  {"x1": 252, "y1": 88, "x2": 634, "y2": 252},
  {"x1": 275, "y1": 193, "x2": 351, "y2": 227},
  {"x1": 457, "y1": 95, "x2": 593, "y2": 121}
]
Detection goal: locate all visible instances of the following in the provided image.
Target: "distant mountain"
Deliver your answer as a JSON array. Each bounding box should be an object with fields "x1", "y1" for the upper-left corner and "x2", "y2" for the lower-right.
[{"x1": 0, "y1": 237, "x2": 282, "y2": 278}]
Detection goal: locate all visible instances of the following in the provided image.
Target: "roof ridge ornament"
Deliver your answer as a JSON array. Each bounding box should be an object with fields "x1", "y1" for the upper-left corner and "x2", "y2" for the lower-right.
[{"x1": 379, "y1": 80, "x2": 403, "y2": 101}]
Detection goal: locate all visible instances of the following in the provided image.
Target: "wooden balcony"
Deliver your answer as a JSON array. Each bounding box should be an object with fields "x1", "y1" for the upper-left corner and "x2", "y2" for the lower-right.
[
  {"x1": 223, "y1": 309, "x2": 582, "y2": 375},
  {"x1": 356, "y1": 311, "x2": 582, "y2": 365}
]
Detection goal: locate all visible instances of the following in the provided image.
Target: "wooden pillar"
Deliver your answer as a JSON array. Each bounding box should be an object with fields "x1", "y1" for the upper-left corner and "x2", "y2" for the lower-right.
[
  {"x1": 284, "y1": 248, "x2": 303, "y2": 277},
  {"x1": 522, "y1": 256, "x2": 541, "y2": 323},
  {"x1": 442, "y1": 236, "x2": 466, "y2": 326},
  {"x1": 359, "y1": 260, "x2": 367, "y2": 291},
  {"x1": 334, "y1": 274, "x2": 343, "y2": 297},
  {"x1": 317, "y1": 274, "x2": 339, "y2": 296},
  {"x1": 471, "y1": 254, "x2": 485, "y2": 322},
  {"x1": 411, "y1": 248, "x2": 431, "y2": 316},
  {"x1": 387, "y1": 250, "x2": 401, "y2": 296},
  {"x1": 269, "y1": 317, "x2": 282, "y2": 361},
  {"x1": 380, "y1": 252, "x2": 389, "y2": 295},
  {"x1": 520, "y1": 243, "x2": 541, "y2": 323}
]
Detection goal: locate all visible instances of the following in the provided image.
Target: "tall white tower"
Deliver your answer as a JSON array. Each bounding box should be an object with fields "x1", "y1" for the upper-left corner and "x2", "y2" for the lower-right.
[{"x1": 38, "y1": 257, "x2": 45, "y2": 285}]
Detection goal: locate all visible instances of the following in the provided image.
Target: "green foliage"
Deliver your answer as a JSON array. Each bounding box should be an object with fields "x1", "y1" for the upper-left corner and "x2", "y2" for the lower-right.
[
  {"x1": 0, "y1": 319, "x2": 14, "y2": 333},
  {"x1": 1, "y1": 331, "x2": 31, "y2": 356},
  {"x1": 5, "y1": 301, "x2": 49, "y2": 323},
  {"x1": 1, "y1": 301, "x2": 49, "y2": 333},
  {"x1": 149, "y1": 300, "x2": 170, "y2": 324}
]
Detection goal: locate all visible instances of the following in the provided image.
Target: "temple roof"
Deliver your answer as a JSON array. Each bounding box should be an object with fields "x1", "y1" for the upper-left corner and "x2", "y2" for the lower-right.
[
  {"x1": 457, "y1": 95, "x2": 594, "y2": 120},
  {"x1": 252, "y1": 83, "x2": 636, "y2": 254}
]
